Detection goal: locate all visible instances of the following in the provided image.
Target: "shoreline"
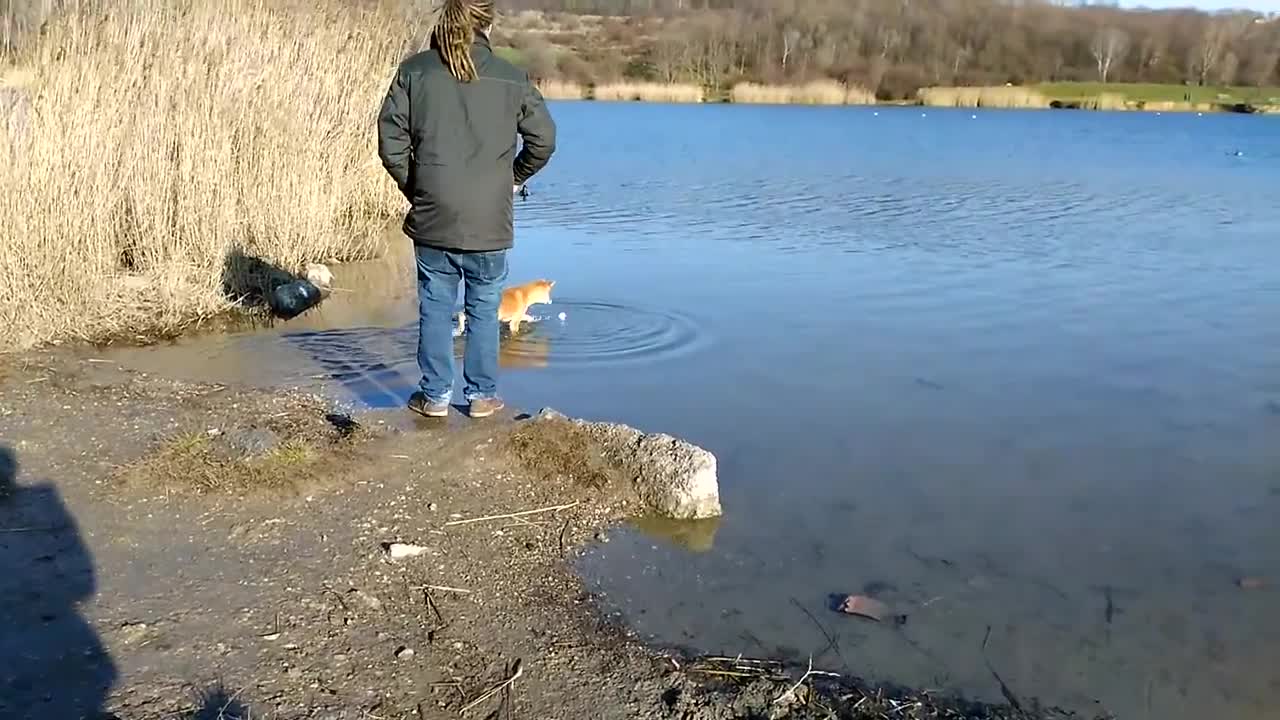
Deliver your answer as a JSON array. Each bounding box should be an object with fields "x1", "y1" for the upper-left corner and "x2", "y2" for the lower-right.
[
  {"x1": 537, "y1": 81, "x2": 1280, "y2": 115},
  {"x1": 0, "y1": 353, "x2": 1089, "y2": 719}
]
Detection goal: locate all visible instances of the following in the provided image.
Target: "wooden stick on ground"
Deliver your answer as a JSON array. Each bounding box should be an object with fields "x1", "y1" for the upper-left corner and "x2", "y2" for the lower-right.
[{"x1": 443, "y1": 502, "x2": 579, "y2": 528}]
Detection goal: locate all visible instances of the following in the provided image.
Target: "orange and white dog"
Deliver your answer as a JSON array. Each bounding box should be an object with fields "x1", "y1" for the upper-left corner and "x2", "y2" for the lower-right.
[{"x1": 454, "y1": 279, "x2": 555, "y2": 336}]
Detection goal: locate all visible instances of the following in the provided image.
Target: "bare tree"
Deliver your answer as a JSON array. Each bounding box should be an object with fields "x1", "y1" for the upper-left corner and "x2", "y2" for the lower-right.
[
  {"x1": 1091, "y1": 27, "x2": 1130, "y2": 83},
  {"x1": 1245, "y1": 50, "x2": 1278, "y2": 88},
  {"x1": 780, "y1": 26, "x2": 800, "y2": 71},
  {"x1": 1192, "y1": 16, "x2": 1247, "y2": 86},
  {"x1": 1217, "y1": 50, "x2": 1240, "y2": 86},
  {"x1": 1136, "y1": 34, "x2": 1166, "y2": 81}
]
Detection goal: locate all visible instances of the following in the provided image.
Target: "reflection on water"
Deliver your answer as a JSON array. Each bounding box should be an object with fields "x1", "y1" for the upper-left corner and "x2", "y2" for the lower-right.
[
  {"x1": 631, "y1": 515, "x2": 722, "y2": 554},
  {"x1": 281, "y1": 323, "x2": 553, "y2": 408},
  {"x1": 98, "y1": 103, "x2": 1280, "y2": 719}
]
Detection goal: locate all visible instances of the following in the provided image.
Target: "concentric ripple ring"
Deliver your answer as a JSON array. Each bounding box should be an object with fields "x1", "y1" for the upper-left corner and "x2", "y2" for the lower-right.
[{"x1": 501, "y1": 299, "x2": 704, "y2": 368}]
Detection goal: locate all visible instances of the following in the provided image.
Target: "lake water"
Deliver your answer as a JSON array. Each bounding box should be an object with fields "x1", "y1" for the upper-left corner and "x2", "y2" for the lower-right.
[{"x1": 101, "y1": 103, "x2": 1280, "y2": 718}]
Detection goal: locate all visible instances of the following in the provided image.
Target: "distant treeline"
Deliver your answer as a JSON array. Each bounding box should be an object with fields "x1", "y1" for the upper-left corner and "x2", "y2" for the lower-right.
[
  {"x1": 496, "y1": 0, "x2": 1280, "y2": 99},
  {"x1": 5, "y1": 0, "x2": 1279, "y2": 99}
]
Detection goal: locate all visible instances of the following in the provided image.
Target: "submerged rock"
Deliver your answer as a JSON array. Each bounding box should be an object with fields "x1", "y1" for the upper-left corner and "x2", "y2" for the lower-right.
[{"x1": 530, "y1": 408, "x2": 722, "y2": 520}]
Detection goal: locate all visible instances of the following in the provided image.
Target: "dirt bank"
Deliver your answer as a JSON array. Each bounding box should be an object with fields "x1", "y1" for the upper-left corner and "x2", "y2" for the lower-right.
[{"x1": 0, "y1": 354, "x2": 1086, "y2": 720}]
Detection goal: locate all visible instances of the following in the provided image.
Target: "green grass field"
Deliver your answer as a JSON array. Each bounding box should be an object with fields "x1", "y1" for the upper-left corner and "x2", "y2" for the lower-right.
[{"x1": 1036, "y1": 82, "x2": 1280, "y2": 106}]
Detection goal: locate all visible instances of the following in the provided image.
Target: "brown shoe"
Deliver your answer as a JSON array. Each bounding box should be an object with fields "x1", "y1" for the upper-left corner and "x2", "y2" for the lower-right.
[
  {"x1": 407, "y1": 392, "x2": 449, "y2": 418},
  {"x1": 468, "y1": 396, "x2": 505, "y2": 418}
]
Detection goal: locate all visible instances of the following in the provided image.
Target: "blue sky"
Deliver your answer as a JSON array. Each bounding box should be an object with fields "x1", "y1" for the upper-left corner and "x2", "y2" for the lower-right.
[{"x1": 1126, "y1": 0, "x2": 1280, "y2": 9}]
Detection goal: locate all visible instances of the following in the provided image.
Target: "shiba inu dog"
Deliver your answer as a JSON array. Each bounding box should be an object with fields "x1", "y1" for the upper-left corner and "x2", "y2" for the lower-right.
[{"x1": 452, "y1": 279, "x2": 556, "y2": 336}]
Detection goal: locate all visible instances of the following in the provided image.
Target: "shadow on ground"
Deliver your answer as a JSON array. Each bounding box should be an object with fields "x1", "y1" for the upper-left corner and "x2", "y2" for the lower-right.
[{"x1": 0, "y1": 444, "x2": 117, "y2": 720}]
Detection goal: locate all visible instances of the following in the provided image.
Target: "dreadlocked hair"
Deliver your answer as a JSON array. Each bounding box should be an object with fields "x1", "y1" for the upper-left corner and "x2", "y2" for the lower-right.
[{"x1": 431, "y1": 0, "x2": 495, "y2": 83}]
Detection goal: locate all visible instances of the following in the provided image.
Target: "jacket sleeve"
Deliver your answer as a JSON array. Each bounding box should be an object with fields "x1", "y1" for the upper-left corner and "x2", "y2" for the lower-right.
[
  {"x1": 377, "y1": 67, "x2": 413, "y2": 200},
  {"x1": 513, "y1": 79, "x2": 556, "y2": 186}
]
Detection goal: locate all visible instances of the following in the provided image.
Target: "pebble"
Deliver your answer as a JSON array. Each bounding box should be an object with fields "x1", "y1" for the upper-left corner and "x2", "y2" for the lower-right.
[
  {"x1": 384, "y1": 542, "x2": 428, "y2": 560},
  {"x1": 395, "y1": 646, "x2": 415, "y2": 659},
  {"x1": 428, "y1": 502, "x2": 438, "y2": 512}
]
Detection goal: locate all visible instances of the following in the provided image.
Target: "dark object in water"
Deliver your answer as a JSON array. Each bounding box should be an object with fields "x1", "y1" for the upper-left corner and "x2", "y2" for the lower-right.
[
  {"x1": 268, "y1": 279, "x2": 323, "y2": 320},
  {"x1": 518, "y1": 184, "x2": 530, "y2": 201}
]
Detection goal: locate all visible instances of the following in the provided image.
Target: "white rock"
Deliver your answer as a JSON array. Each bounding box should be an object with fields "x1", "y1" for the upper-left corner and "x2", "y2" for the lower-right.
[
  {"x1": 304, "y1": 262, "x2": 334, "y2": 289},
  {"x1": 533, "y1": 409, "x2": 722, "y2": 520}
]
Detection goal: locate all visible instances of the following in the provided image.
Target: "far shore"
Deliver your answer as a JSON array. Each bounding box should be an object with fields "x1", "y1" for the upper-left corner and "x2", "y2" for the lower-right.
[{"x1": 537, "y1": 79, "x2": 1280, "y2": 115}]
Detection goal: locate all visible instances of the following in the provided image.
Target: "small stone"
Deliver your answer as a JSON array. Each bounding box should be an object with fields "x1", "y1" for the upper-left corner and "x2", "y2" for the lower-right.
[
  {"x1": 394, "y1": 646, "x2": 414, "y2": 659},
  {"x1": 221, "y1": 427, "x2": 280, "y2": 459},
  {"x1": 383, "y1": 542, "x2": 428, "y2": 560},
  {"x1": 118, "y1": 622, "x2": 149, "y2": 644},
  {"x1": 428, "y1": 503, "x2": 439, "y2": 512}
]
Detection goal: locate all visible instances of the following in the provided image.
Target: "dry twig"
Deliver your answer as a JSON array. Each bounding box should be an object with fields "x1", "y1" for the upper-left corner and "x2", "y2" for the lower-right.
[
  {"x1": 460, "y1": 659, "x2": 524, "y2": 715},
  {"x1": 444, "y1": 502, "x2": 579, "y2": 527},
  {"x1": 774, "y1": 655, "x2": 840, "y2": 705}
]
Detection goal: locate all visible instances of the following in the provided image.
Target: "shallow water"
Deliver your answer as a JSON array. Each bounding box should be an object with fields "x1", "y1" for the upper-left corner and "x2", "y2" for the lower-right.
[{"x1": 99, "y1": 104, "x2": 1280, "y2": 718}]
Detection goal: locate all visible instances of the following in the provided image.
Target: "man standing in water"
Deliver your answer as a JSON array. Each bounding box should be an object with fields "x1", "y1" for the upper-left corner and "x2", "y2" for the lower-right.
[{"x1": 377, "y1": 0, "x2": 556, "y2": 418}]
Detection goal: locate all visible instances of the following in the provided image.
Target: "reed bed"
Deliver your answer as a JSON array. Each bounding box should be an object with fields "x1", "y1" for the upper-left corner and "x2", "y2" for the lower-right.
[
  {"x1": 592, "y1": 81, "x2": 704, "y2": 103},
  {"x1": 917, "y1": 85, "x2": 1050, "y2": 109},
  {"x1": 536, "y1": 78, "x2": 587, "y2": 100},
  {"x1": 729, "y1": 80, "x2": 875, "y2": 106},
  {"x1": 0, "y1": 0, "x2": 410, "y2": 350},
  {"x1": 1081, "y1": 92, "x2": 1130, "y2": 111},
  {"x1": 1140, "y1": 100, "x2": 1217, "y2": 113}
]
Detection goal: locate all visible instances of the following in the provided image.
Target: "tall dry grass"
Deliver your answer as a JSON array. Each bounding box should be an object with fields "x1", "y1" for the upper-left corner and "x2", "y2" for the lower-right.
[
  {"x1": 1081, "y1": 92, "x2": 1129, "y2": 111},
  {"x1": 730, "y1": 80, "x2": 875, "y2": 105},
  {"x1": 0, "y1": 0, "x2": 411, "y2": 350},
  {"x1": 592, "y1": 81, "x2": 704, "y2": 103},
  {"x1": 918, "y1": 85, "x2": 1050, "y2": 109},
  {"x1": 536, "y1": 78, "x2": 587, "y2": 100}
]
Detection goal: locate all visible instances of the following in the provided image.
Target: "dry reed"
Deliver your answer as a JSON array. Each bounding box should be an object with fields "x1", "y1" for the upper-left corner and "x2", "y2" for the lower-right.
[
  {"x1": 730, "y1": 80, "x2": 875, "y2": 106},
  {"x1": 917, "y1": 86, "x2": 1050, "y2": 109},
  {"x1": 536, "y1": 78, "x2": 587, "y2": 100},
  {"x1": 1081, "y1": 92, "x2": 1129, "y2": 111},
  {"x1": 0, "y1": 0, "x2": 411, "y2": 351},
  {"x1": 592, "y1": 81, "x2": 703, "y2": 103}
]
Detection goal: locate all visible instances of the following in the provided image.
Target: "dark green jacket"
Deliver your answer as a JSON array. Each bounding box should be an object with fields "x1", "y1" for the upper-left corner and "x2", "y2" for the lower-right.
[{"x1": 377, "y1": 34, "x2": 557, "y2": 252}]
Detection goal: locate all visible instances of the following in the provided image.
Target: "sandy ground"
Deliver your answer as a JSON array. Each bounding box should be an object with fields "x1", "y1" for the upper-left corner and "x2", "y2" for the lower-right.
[{"x1": 0, "y1": 354, "x2": 1083, "y2": 720}]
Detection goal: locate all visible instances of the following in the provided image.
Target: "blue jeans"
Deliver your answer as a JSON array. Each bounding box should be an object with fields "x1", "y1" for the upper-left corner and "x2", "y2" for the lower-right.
[{"x1": 414, "y1": 246, "x2": 508, "y2": 404}]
